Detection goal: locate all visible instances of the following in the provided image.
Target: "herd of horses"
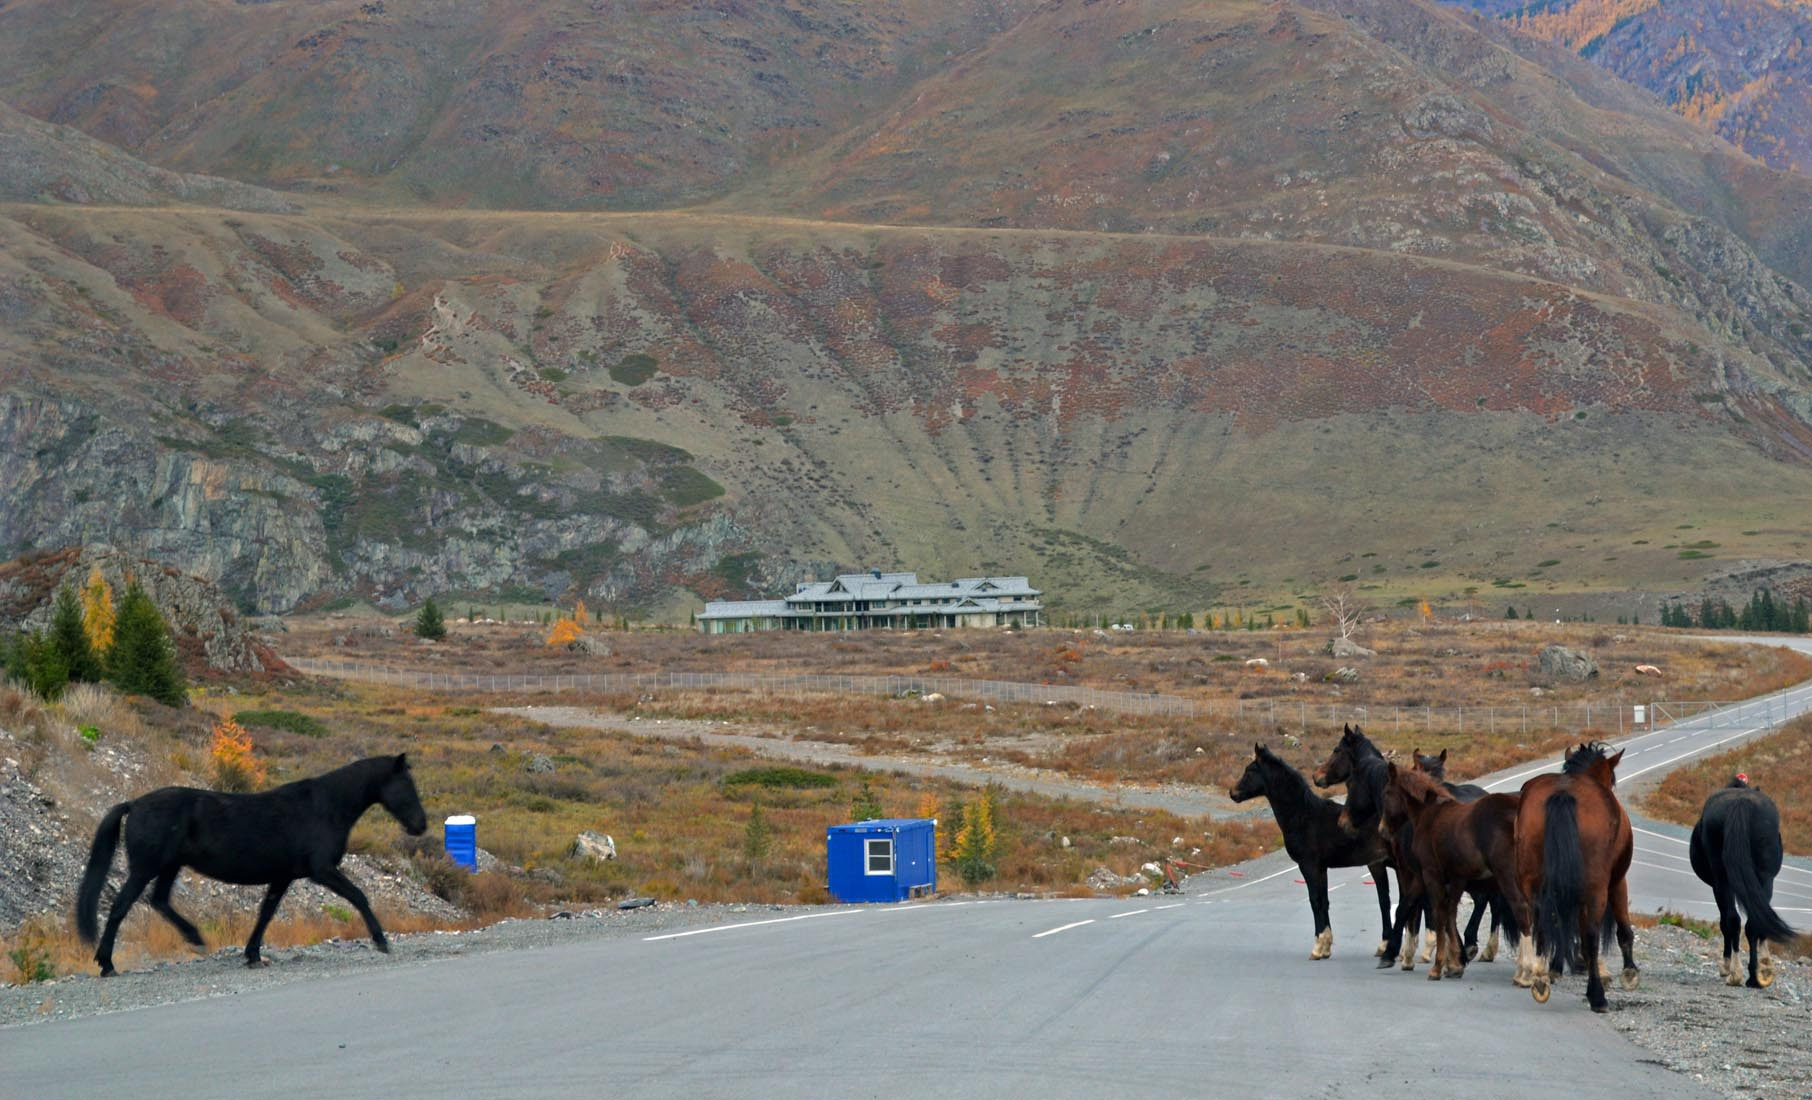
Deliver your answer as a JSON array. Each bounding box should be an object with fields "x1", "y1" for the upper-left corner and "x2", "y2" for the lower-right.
[{"x1": 1230, "y1": 726, "x2": 1800, "y2": 1011}]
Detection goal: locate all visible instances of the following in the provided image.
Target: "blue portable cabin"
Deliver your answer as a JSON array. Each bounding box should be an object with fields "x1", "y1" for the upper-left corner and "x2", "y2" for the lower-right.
[
  {"x1": 826, "y1": 818, "x2": 937, "y2": 903},
  {"x1": 444, "y1": 814, "x2": 478, "y2": 872}
]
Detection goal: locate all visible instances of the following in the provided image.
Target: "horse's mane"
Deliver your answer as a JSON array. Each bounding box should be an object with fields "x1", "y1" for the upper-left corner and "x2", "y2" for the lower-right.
[
  {"x1": 1392, "y1": 763, "x2": 1452, "y2": 802},
  {"x1": 1561, "y1": 741, "x2": 1614, "y2": 775},
  {"x1": 1257, "y1": 746, "x2": 1315, "y2": 800}
]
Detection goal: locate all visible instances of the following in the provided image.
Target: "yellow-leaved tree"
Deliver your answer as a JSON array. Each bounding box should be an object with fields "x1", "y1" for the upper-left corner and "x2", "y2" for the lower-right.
[
  {"x1": 546, "y1": 617, "x2": 584, "y2": 646},
  {"x1": 211, "y1": 716, "x2": 267, "y2": 792},
  {"x1": 951, "y1": 787, "x2": 999, "y2": 885},
  {"x1": 82, "y1": 567, "x2": 115, "y2": 653}
]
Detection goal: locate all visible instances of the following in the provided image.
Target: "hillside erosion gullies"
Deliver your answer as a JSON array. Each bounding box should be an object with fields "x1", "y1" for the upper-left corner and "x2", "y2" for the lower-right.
[
  {"x1": 4, "y1": 0, "x2": 1812, "y2": 613},
  {"x1": 8, "y1": 206, "x2": 1812, "y2": 613}
]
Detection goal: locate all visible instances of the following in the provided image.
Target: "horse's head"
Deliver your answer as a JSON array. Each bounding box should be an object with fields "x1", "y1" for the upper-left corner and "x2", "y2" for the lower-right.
[
  {"x1": 380, "y1": 754, "x2": 429, "y2": 836},
  {"x1": 1384, "y1": 760, "x2": 1448, "y2": 823},
  {"x1": 1313, "y1": 724, "x2": 1363, "y2": 788},
  {"x1": 1229, "y1": 744, "x2": 1275, "y2": 803},
  {"x1": 1411, "y1": 747, "x2": 1447, "y2": 780},
  {"x1": 1562, "y1": 741, "x2": 1623, "y2": 788}
]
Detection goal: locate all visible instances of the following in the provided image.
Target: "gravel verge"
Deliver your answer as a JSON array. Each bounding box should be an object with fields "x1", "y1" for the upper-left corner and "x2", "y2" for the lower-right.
[{"x1": 0, "y1": 900, "x2": 800, "y2": 1029}]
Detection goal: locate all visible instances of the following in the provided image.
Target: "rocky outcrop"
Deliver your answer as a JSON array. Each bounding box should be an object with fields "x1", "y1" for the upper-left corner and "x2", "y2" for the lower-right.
[{"x1": 0, "y1": 546, "x2": 280, "y2": 674}]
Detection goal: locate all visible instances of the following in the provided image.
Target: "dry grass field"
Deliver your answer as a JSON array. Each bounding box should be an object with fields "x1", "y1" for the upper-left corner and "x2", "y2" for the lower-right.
[
  {"x1": 1642, "y1": 711, "x2": 1812, "y2": 854},
  {"x1": 7, "y1": 620, "x2": 1809, "y2": 982}
]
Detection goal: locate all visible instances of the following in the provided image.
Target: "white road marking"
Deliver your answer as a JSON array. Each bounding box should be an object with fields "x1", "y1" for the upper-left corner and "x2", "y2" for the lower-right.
[
  {"x1": 1033, "y1": 920, "x2": 1096, "y2": 939},
  {"x1": 1197, "y1": 864, "x2": 1299, "y2": 896},
  {"x1": 1109, "y1": 909, "x2": 1148, "y2": 920},
  {"x1": 1155, "y1": 903, "x2": 1185, "y2": 910},
  {"x1": 643, "y1": 909, "x2": 863, "y2": 941}
]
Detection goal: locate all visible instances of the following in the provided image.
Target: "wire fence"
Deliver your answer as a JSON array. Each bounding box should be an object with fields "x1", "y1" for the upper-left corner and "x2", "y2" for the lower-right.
[{"x1": 283, "y1": 657, "x2": 1754, "y2": 736}]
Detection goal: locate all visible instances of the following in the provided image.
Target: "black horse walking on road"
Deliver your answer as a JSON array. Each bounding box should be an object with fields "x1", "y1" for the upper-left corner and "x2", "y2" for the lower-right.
[
  {"x1": 1230, "y1": 743, "x2": 1393, "y2": 960},
  {"x1": 1690, "y1": 775, "x2": 1800, "y2": 988},
  {"x1": 76, "y1": 754, "x2": 429, "y2": 976}
]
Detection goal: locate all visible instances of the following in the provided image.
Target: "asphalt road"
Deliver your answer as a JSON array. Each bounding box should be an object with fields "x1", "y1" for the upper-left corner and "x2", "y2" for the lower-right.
[{"x1": 8, "y1": 637, "x2": 1812, "y2": 1100}]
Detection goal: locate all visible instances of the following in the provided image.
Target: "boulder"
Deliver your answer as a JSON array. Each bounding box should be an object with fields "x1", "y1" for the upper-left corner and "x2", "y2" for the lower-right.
[
  {"x1": 525, "y1": 753, "x2": 556, "y2": 774},
  {"x1": 1538, "y1": 645, "x2": 1599, "y2": 682},
  {"x1": 573, "y1": 831, "x2": 617, "y2": 862},
  {"x1": 1326, "y1": 636, "x2": 1375, "y2": 659}
]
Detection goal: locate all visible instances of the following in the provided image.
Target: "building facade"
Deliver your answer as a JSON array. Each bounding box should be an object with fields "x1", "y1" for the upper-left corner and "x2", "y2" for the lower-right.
[{"x1": 697, "y1": 571, "x2": 1043, "y2": 633}]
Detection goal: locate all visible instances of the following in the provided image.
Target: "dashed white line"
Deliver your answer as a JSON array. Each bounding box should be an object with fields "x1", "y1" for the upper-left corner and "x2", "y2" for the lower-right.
[
  {"x1": 1155, "y1": 903, "x2": 1185, "y2": 910},
  {"x1": 1109, "y1": 909, "x2": 1149, "y2": 920},
  {"x1": 1033, "y1": 919, "x2": 1096, "y2": 939},
  {"x1": 643, "y1": 909, "x2": 863, "y2": 941}
]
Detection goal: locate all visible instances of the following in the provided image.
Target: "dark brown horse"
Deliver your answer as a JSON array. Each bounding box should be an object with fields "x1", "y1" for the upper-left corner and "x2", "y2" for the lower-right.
[
  {"x1": 1514, "y1": 742, "x2": 1638, "y2": 1011},
  {"x1": 1318, "y1": 726, "x2": 1500, "y2": 968},
  {"x1": 1385, "y1": 764, "x2": 1525, "y2": 982}
]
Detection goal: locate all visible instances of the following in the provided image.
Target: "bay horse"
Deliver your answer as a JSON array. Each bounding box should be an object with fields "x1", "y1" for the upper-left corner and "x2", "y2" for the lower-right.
[
  {"x1": 1514, "y1": 742, "x2": 1638, "y2": 1011},
  {"x1": 1230, "y1": 743, "x2": 1392, "y2": 960},
  {"x1": 1690, "y1": 775, "x2": 1800, "y2": 988},
  {"x1": 76, "y1": 754, "x2": 429, "y2": 976},
  {"x1": 1385, "y1": 764, "x2": 1526, "y2": 982},
  {"x1": 1315, "y1": 726, "x2": 1499, "y2": 967}
]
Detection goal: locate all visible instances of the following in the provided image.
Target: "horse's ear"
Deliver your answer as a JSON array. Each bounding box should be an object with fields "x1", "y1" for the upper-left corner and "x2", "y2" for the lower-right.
[
  {"x1": 1254, "y1": 742, "x2": 1264, "y2": 757},
  {"x1": 1608, "y1": 750, "x2": 1624, "y2": 769},
  {"x1": 1437, "y1": 749, "x2": 1448, "y2": 763},
  {"x1": 1386, "y1": 761, "x2": 1399, "y2": 780},
  {"x1": 395, "y1": 753, "x2": 410, "y2": 771}
]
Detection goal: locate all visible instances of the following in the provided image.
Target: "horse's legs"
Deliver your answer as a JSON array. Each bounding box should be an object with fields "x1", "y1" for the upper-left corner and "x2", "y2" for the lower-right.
[
  {"x1": 1610, "y1": 876, "x2": 1639, "y2": 991},
  {"x1": 1581, "y1": 903, "x2": 1608, "y2": 1013},
  {"x1": 148, "y1": 868, "x2": 205, "y2": 949},
  {"x1": 1369, "y1": 860, "x2": 1392, "y2": 959},
  {"x1": 1400, "y1": 881, "x2": 1425, "y2": 971},
  {"x1": 1755, "y1": 937, "x2": 1774, "y2": 989},
  {"x1": 94, "y1": 869, "x2": 153, "y2": 977},
  {"x1": 1715, "y1": 881, "x2": 1744, "y2": 987},
  {"x1": 1304, "y1": 865, "x2": 1332, "y2": 960},
  {"x1": 244, "y1": 879, "x2": 293, "y2": 967},
  {"x1": 311, "y1": 868, "x2": 389, "y2": 953},
  {"x1": 1424, "y1": 876, "x2": 1451, "y2": 980},
  {"x1": 1461, "y1": 886, "x2": 1488, "y2": 962}
]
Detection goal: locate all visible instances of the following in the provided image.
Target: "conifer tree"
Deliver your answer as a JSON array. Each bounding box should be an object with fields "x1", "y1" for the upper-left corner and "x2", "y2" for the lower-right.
[
  {"x1": 106, "y1": 583, "x2": 187, "y2": 706},
  {"x1": 51, "y1": 583, "x2": 103, "y2": 683},
  {"x1": 414, "y1": 596, "x2": 447, "y2": 640}
]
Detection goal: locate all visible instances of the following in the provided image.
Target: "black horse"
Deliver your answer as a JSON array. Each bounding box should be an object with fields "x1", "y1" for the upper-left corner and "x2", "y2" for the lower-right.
[
  {"x1": 1690, "y1": 775, "x2": 1800, "y2": 988},
  {"x1": 1413, "y1": 748, "x2": 1489, "y2": 801},
  {"x1": 1317, "y1": 726, "x2": 1503, "y2": 968},
  {"x1": 76, "y1": 754, "x2": 429, "y2": 976},
  {"x1": 1230, "y1": 743, "x2": 1392, "y2": 960}
]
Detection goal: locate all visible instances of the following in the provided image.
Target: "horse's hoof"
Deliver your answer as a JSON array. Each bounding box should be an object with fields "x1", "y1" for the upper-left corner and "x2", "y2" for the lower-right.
[
  {"x1": 1531, "y1": 977, "x2": 1551, "y2": 1003},
  {"x1": 244, "y1": 957, "x2": 269, "y2": 969},
  {"x1": 1427, "y1": 968, "x2": 1442, "y2": 981},
  {"x1": 1590, "y1": 1000, "x2": 1608, "y2": 1014},
  {"x1": 98, "y1": 965, "x2": 117, "y2": 978},
  {"x1": 1479, "y1": 945, "x2": 1497, "y2": 963},
  {"x1": 1464, "y1": 943, "x2": 1479, "y2": 962},
  {"x1": 1512, "y1": 975, "x2": 1531, "y2": 988},
  {"x1": 374, "y1": 940, "x2": 391, "y2": 955},
  {"x1": 1374, "y1": 940, "x2": 1388, "y2": 958},
  {"x1": 1376, "y1": 955, "x2": 1395, "y2": 970},
  {"x1": 1448, "y1": 966, "x2": 1466, "y2": 981},
  {"x1": 1620, "y1": 967, "x2": 1640, "y2": 991},
  {"x1": 1725, "y1": 968, "x2": 1745, "y2": 987},
  {"x1": 1758, "y1": 957, "x2": 1775, "y2": 988}
]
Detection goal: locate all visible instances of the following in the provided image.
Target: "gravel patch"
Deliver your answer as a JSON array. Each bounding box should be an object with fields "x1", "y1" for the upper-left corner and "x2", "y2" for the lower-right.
[{"x1": 1601, "y1": 923, "x2": 1812, "y2": 1100}]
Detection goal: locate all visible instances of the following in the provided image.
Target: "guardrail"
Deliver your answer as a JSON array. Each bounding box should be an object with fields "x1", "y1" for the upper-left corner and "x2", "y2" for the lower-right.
[{"x1": 283, "y1": 656, "x2": 1738, "y2": 736}]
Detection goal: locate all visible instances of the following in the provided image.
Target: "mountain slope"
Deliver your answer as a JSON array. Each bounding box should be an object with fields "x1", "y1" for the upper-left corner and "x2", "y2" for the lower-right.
[
  {"x1": 3, "y1": 0, "x2": 1812, "y2": 616},
  {"x1": 1448, "y1": 0, "x2": 1812, "y2": 175}
]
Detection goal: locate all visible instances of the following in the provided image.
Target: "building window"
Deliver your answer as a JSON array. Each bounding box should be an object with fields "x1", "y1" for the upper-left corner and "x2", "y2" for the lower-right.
[{"x1": 865, "y1": 837, "x2": 894, "y2": 875}]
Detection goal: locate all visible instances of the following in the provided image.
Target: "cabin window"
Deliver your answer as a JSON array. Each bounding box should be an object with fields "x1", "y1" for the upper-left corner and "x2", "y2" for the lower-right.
[{"x1": 865, "y1": 838, "x2": 894, "y2": 875}]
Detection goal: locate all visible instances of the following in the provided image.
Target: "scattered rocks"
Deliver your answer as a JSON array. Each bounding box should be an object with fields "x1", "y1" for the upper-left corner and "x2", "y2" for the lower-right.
[
  {"x1": 1539, "y1": 644, "x2": 1599, "y2": 682},
  {"x1": 572, "y1": 831, "x2": 617, "y2": 862},
  {"x1": 1326, "y1": 637, "x2": 1376, "y2": 659}
]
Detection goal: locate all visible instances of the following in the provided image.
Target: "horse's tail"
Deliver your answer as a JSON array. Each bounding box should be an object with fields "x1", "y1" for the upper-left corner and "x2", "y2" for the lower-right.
[
  {"x1": 76, "y1": 801, "x2": 132, "y2": 944},
  {"x1": 1535, "y1": 790, "x2": 1583, "y2": 967},
  {"x1": 1723, "y1": 799, "x2": 1797, "y2": 945}
]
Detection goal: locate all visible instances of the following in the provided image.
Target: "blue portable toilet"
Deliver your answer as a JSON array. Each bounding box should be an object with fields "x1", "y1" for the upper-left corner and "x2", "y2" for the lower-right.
[
  {"x1": 444, "y1": 814, "x2": 478, "y2": 872},
  {"x1": 826, "y1": 818, "x2": 936, "y2": 903}
]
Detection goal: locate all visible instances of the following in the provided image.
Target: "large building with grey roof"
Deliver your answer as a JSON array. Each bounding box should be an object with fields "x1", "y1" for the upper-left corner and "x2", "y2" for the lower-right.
[{"x1": 696, "y1": 571, "x2": 1043, "y2": 633}]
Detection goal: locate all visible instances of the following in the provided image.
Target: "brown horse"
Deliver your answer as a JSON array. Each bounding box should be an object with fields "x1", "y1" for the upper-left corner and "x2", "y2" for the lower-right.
[
  {"x1": 1514, "y1": 742, "x2": 1639, "y2": 1011},
  {"x1": 1385, "y1": 764, "x2": 1525, "y2": 982}
]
